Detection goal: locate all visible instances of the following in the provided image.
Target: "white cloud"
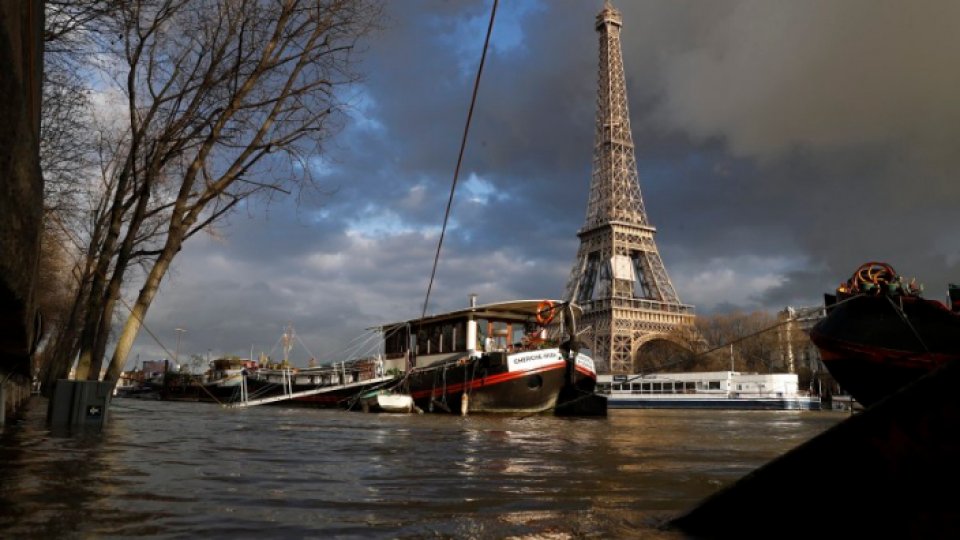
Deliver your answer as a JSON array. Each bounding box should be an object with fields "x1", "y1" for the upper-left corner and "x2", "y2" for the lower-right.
[{"x1": 672, "y1": 255, "x2": 807, "y2": 311}]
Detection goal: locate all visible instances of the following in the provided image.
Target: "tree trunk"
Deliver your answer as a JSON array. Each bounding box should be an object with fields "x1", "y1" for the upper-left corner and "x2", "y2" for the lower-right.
[
  {"x1": 74, "y1": 187, "x2": 127, "y2": 379},
  {"x1": 105, "y1": 234, "x2": 181, "y2": 382},
  {"x1": 88, "y1": 181, "x2": 152, "y2": 380}
]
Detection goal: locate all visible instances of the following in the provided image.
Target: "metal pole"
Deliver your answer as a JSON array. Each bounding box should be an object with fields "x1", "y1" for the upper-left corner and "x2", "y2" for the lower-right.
[{"x1": 175, "y1": 328, "x2": 186, "y2": 366}]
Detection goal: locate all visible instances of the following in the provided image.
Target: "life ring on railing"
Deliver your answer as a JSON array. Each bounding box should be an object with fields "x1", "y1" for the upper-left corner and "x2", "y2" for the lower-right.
[{"x1": 536, "y1": 300, "x2": 556, "y2": 325}]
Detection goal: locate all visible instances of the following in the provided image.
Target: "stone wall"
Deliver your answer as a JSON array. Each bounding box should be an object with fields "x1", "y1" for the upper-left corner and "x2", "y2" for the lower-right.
[{"x1": 0, "y1": 1, "x2": 44, "y2": 386}]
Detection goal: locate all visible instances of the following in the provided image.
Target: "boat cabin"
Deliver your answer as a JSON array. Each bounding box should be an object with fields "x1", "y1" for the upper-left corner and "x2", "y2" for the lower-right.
[
  {"x1": 379, "y1": 299, "x2": 571, "y2": 370},
  {"x1": 597, "y1": 371, "x2": 802, "y2": 398}
]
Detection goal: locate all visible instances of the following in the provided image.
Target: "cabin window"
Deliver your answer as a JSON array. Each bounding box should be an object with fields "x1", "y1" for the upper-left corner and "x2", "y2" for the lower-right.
[
  {"x1": 641, "y1": 383, "x2": 651, "y2": 392},
  {"x1": 430, "y1": 326, "x2": 442, "y2": 354},
  {"x1": 652, "y1": 382, "x2": 662, "y2": 392},
  {"x1": 490, "y1": 321, "x2": 510, "y2": 351},
  {"x1": 441, "y1": 324, "x2": 455, "y2": 353},
  {"x1": 685, "y1": 382, "x2": 695, "y2": 392},
  {"x1": 512, "y1": 325, "x2": 526, "y2": 348},
  {"x1": 737, "y1": 384, "x2": 742, "y2": 391},
  {"x1": 454, "y1": 321, "x2": 466, "y2": 351},
  {"x1": 477, "y1": 318, "x2": 490, "y2": 351},
  {"x1": 708, "y1": 381, "x2": 721, "y2": 390},
  {"x1": 384, "y1": 327, "x2": 409, "y2": 355},
  {"x1": 416, "y1": 329, "x2": 428, "y2": 355},
  {"x1": 631, "y1": 383, "x2": 641, "y2": 391}
]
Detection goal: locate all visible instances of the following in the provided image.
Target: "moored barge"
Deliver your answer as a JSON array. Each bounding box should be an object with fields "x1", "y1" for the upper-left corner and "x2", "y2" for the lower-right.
[{"x1": 809, "y1": 262, "x2": 960, "y2": 407}]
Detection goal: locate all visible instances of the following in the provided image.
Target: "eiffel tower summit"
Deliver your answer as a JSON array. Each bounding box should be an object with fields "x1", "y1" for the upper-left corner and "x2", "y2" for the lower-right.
[{"x1": 565, "y1": 1, "x2": 696, "y2": 374}]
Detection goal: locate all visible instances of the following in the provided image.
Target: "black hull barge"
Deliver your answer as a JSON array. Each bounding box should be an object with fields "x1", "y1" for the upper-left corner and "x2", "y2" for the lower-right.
[
  {"x1": 381, "y1": 298, "x2": 604, "y2": 416},
  {"x1": 810, "y1": 262, "x2": 960, "y2": 407}
]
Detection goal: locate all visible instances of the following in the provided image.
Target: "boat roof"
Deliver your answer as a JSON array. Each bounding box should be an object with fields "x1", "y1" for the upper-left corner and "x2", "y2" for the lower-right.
[{"x1": 375, "y1": 299, "x2": 578, "y2": 330}]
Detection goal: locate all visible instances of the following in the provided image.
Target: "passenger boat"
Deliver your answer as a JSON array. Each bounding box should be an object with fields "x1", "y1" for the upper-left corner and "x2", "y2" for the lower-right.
[
  {"x1": 809, "y1": 262, "x2": 960, "y2": 408},
  {"x1": 378, "y1": 298, "x2": 604, "y2": 415},
  {"x1": 596, "y1": 371, "x2": 820, "y2": 410}
]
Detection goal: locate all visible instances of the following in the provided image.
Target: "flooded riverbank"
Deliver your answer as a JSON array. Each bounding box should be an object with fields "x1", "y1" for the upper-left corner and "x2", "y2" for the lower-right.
[{"x1": 0, "y1": 398, "x2": 844, "y2": 538}]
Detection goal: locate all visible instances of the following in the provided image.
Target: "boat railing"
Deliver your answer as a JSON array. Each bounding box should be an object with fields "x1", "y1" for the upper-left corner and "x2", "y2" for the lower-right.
[{"x1": 579, "y1": 297, "x2": 695, "y2": 316}]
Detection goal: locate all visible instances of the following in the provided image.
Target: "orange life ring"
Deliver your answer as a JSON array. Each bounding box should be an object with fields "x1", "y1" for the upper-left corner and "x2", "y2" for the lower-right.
[
  {"x1": 536, "y1": 300, "x2": 556, "y2": 325},
  {"x1": 852, "y1": 262, "x2": 896, "y2": 291}
]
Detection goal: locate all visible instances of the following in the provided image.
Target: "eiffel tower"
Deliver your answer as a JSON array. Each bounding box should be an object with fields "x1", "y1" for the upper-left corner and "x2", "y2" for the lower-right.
[{"x1": 564, "y1": 1, "x2": 695, "y2": 374}]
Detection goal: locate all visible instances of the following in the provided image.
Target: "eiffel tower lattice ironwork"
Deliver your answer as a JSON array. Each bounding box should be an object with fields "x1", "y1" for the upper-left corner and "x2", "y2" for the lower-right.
[{"x1": 564, "y1": 1, "x2": 695, "y2": 374}]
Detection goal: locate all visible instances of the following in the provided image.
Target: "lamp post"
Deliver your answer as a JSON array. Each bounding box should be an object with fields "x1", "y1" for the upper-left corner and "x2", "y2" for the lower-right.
[{"x1": 175, "y1": 328, "x2": 186, "y2": 367}]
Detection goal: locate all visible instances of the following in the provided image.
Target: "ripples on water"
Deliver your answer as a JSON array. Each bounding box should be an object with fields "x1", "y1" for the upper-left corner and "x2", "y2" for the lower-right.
[{"x1": 0, "y1": 398, "x2": 844, "y2": 539}]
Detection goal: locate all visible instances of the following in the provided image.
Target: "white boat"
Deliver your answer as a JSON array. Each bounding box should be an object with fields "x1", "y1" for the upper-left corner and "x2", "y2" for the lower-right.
[
  {"x1": 359, "y1": 391, "x2": 419, "y2": 414},
  {"x1": 597, "y1": 371, "x2": 821, "y2": 410},
  {"x1": 377, "y1": 393, "x2": 415, "y2": 413}
]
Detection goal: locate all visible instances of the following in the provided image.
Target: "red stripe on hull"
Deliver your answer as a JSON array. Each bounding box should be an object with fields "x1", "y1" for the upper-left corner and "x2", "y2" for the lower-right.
[
  {"x1": 575, "y1": 365, "x2": 595, "y2": 378},
  {"x1": 406, "y1": 360, "x2": 595, "y2": 413},
  {"x1": 813, "y1": 331, "x2": 957, "y2": 407},
  {"x1": 408, "y1": 361, "x2": 568, "y2": 400}
]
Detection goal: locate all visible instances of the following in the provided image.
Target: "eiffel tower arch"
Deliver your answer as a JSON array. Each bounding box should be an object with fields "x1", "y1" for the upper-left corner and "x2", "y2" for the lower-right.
[{"x1": 564, "y1": 1, "x2": 696, "y2": 374}]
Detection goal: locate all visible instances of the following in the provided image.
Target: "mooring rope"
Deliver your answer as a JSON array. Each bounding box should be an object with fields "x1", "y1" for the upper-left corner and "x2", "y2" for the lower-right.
[{"x1": 416, "y1": 0, "x2": 498, "y2": 333}]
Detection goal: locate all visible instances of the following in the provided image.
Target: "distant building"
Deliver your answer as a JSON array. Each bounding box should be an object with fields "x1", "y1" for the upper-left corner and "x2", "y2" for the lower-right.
[
  {"x1": 141, "y1": 360, "x2": 169, "y2": 380},
  {"x1": 777, "y1": 306, "x2": 833, "y2": 391}
]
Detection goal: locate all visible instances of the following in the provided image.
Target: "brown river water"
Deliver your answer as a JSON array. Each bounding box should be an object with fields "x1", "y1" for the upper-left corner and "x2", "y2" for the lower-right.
[{"x1": 0, "y1": 398, "x2": 844, "y2": 539}]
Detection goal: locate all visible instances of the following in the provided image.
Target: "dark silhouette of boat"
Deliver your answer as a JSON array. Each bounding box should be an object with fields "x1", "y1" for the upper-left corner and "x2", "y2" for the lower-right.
[{"x1": 809, "y1": 262, "x2": 960, "y2": 407}]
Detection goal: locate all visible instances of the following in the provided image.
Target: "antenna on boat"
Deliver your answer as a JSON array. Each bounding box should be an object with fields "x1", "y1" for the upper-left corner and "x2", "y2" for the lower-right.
[{"x1": 282, "y1": 323, "x2": 294, "y2": 366}]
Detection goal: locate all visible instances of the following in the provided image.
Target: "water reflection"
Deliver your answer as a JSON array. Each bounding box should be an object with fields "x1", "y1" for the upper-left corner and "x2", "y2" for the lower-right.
[{"x1": 0, "y1": 398, "x2": 844, "y2": 538}]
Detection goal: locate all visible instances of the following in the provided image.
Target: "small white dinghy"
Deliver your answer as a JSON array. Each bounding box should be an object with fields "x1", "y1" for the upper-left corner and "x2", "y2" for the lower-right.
[
  {"x1": 359, "y1": 390, "x2": 419, "y2": 414},
  {"x1": 376, "y1": 392, "x2": 415, "y2": 413}
]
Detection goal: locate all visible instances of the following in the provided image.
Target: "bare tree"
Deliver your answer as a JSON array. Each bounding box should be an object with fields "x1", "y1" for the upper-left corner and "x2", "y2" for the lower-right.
[
  {"x1": 694, "y1": 311, "x2": 783, "y2": 372},
  {"x1": 36, "y1": 1, "x2": 122, "y2": 392},
  {"x1": 52, "y1": 0, "x2": 383, "y2": 382}
]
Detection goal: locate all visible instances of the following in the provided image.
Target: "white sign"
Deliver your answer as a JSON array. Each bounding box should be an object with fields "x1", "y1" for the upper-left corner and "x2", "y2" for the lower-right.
[
  {"x1": 575, "y1": 354, "x2": 596, "y2": 375},
  {"x1": 507, "y1": 350, "x2": 564, "y2": 373}
]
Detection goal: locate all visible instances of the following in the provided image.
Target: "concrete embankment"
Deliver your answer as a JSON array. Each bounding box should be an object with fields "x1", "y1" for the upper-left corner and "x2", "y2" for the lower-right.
[
  {"x1": 671, "y1": 360, "x2": 960, "y2": 538},
  {"x1": 1, "y1": 377, "x2": 33, "y2": 427}
]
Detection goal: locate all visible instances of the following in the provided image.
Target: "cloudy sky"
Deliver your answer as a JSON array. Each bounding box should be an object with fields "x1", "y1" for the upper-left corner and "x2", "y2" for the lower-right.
[{"x1": 127, "y1": 0, "x2": 960, "y2": 369}]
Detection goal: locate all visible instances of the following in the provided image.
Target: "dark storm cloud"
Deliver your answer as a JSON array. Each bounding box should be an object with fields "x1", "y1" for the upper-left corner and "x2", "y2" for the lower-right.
[
  {"x1": 633, "y1": 0, "x2": 960, "y2": 307},
  {"x1": 128, "y1": 0, "x2": 960, "y2": 366}
]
